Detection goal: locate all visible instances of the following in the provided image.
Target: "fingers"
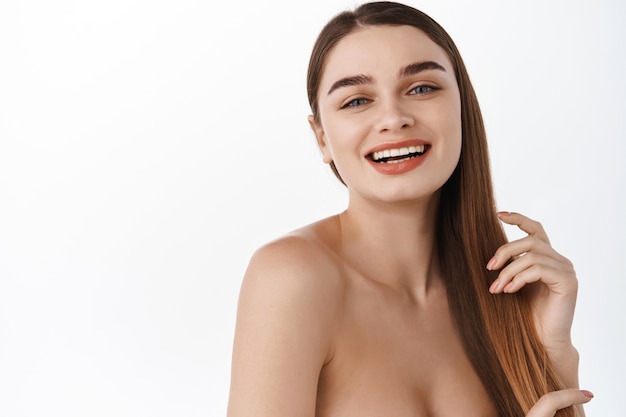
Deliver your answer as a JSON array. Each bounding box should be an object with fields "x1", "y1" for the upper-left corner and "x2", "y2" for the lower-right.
[
  {"x1": 490, "y1": 211, "x2": 580, "y2": 359},
  {"x1": 487, "y1": 235, "x2": 570, "y2": 271},
  {"x1": 487, "y1": 211, "x2": 577, "y2": 295},
  {"x1": 526, "y1": 389, "x2": 593, "y2": 417},
  {"x1": 498, "y1": 211, "x2": 551, "y2": 244},
  {"x1": 489, "y1": 253, "x2": 569, "y2": 294}
]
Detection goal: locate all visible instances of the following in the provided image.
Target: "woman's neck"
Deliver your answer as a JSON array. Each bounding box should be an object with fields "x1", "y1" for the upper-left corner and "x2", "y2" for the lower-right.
[{"x1": 337, "y1": 192, "x2": 441, "y2": 300}]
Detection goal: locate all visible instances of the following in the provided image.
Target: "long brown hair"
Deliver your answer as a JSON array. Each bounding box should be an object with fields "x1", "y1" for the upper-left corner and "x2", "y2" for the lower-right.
[{"x1": 307, "y1": 2, "x2": 572, "y2": 416}]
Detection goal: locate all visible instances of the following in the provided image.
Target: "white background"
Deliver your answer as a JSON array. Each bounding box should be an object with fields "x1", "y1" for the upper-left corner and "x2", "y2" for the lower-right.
[{"x1": 0, "y1": 0, "x2": 624, "y2": 415}]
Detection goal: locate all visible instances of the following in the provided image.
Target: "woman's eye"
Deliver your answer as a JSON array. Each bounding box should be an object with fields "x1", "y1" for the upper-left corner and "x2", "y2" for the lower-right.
[
  {"x1": 342, "y1": 98, "x2": 369, "y2": 109},
  {"x1": 409, "y1": 85, "x2": 438, "y2": 95}
]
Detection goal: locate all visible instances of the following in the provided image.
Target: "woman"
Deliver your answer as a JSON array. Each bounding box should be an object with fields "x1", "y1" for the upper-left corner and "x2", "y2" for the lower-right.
[{"x1": 227, "y1": 2, "x2": 591, "y2": 416}]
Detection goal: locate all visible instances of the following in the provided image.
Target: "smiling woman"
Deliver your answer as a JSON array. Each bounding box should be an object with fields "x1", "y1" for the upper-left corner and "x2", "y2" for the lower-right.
[
  {"x1": 309, "y1": 25, "x2": 461, "y2": 196},
  {"x1": 227, "y1": 2, "x2": 591, "y2": 417},
  {"x1": 1, "y1": 0, "x2": 623, "y2": 416}
]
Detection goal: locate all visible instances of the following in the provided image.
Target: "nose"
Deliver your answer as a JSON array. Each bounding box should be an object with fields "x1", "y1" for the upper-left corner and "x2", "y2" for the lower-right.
[{"x1": 373, "y1": 98, "x2": 415, "y2": 133}]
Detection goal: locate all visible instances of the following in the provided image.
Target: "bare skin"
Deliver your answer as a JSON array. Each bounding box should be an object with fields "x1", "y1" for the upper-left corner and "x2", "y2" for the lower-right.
[
  {"x1": 309, "y1": 213, "x2": 497, "y2": 417},
  {"x1": 227, "y1": 210, "x2": 590, "y2": 417},
  {"x1": 227, "y1": 24, "x2": 590, "y2": 417},
  {"x1": 229, "y1": 207, "x2": 498, "y2": 417}
]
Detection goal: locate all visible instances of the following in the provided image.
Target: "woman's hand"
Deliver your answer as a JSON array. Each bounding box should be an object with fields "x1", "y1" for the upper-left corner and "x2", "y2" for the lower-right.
[
  {"x1": 487, "y1": 212, "x2": 578, "y2": 355},
  {"x1": 526, "y1": 389, "x2": 593, "y2": 417},
  {"x1": 488, "y1": 212, "x2": 586, "y2": 414}
]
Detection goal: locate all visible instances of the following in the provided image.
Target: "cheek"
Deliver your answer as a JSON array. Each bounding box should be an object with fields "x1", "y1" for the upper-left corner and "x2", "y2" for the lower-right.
[
  {"x1": 430, "y1": 95, "x2": 461, "y2": 126},
  {"x1": 444, "y1": 97, "x2": 462, "y2": 146},
  {"x1": 430, "y1": 97, "x2": 462, "y2": 167},
  {"x1": 321, "y1": 117, "x2": 368, "y2": 157}
]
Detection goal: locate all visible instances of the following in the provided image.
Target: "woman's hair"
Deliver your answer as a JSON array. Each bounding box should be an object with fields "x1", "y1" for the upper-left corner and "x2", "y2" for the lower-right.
[{"x1": 307, "y1": 2, "x2": 573, "y2": 417}]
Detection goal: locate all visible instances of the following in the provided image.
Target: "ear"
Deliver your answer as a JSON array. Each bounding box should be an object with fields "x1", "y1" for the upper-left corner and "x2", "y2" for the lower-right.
[{"x1": 308, "y1": 115, "x2": 333, "y2": 164}]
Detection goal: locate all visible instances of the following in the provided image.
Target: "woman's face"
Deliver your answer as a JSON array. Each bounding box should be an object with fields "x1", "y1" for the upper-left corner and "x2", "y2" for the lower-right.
[{"x1": 310, "y1": 25, "x2": 462, "y2": 205}]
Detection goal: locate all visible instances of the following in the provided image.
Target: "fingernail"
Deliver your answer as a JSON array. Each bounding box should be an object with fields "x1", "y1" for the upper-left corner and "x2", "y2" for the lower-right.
[
  {"x1": 486, "y1": 256, "x2": 497, "y2": 270},
  {"x1": 497, "y1": 211, "x2": 510, "y2": 217},
  {"x1": 489, "y1": 279, "x2": 499, "y2": 293},
  {"x1": 581, "y1": 390, "x2": 594, "y2": 399}
]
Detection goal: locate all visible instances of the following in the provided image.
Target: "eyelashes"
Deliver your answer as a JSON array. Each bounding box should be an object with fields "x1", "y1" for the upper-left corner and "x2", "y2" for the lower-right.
[
  {"x1": 341, "y1": 98, "x2": 370, "y2": 109},
  {"x1": 339, "y1": 84, "x2": 440, "y2": 109},
  {"x1": 409, "y1": 85, "x2": 439, "y2": 95}
]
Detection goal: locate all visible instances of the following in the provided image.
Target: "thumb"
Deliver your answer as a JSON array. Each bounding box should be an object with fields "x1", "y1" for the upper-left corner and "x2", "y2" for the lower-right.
[{"x1": 526, "y1": 389, "x2": 593, "y2": 417}]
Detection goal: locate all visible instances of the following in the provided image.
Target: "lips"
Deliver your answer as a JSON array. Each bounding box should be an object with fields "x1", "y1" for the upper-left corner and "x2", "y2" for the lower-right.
[{"x1": 365, "y1": 139, "x2": 431, "y2": 175}]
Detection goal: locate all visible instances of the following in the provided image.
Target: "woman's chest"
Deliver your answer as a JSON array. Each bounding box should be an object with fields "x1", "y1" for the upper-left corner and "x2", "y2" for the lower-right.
[{"x1": 315, "y1": 290, "x2": 497, "y2": 417}]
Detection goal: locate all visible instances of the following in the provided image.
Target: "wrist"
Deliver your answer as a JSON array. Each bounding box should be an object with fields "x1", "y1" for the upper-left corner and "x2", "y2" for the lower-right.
[{"x1": 546, "y1": 344, "x2": 580, "y2": 388}]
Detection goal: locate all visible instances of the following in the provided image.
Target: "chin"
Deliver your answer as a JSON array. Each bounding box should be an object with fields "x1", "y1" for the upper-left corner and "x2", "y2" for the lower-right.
[{"x1": 352, "y1": 185, "x2": 442, "y2": 207}]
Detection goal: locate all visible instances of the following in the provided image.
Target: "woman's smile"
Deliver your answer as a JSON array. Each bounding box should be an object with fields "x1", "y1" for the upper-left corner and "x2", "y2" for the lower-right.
[{"x1": 365, "y1": 139, "x2": 431, "y2": 175}]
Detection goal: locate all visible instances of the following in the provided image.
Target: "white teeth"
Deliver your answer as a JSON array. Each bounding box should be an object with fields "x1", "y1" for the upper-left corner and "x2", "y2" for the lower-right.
[{"x1": 371, "y1": 145, "x2": 426, "y2": 161}]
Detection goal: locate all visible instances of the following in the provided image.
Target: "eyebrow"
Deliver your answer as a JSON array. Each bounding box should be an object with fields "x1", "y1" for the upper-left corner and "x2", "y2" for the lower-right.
[
  {"x1": 326, "y1": 60, "x2": 447, "y2": 96},
  {"x1": 399, "y1": 60, "x2": 446, "y2": 78},
  {"x1": 327, "y1": 74, "x2": 373, "y2": 96}
]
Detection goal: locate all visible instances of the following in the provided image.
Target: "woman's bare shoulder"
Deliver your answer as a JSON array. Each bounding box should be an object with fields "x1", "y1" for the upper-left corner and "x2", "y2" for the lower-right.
[
  {"x1": 228, "y1": 217, "x2": 344, "y2": 416},
  {"x1": 244, "y1": 215, "x2": 343, "y2": 288},
  {"x1": 236, "y1": 216, "x2": 345, "y2": 335}
]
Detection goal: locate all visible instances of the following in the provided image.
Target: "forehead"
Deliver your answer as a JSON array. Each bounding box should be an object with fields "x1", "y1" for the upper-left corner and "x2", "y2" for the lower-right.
[{"x1": 320, "y1": 25, "x2": 453, "y2": 85}]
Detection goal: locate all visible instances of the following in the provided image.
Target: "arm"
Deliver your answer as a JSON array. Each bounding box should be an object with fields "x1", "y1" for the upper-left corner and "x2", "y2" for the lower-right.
[
  {"x1": 227, "y1": 238, "x2": 341, "y2": 417},
  {"x1": 487, "y1": 212, "x2": 586, "y2": 415}
]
